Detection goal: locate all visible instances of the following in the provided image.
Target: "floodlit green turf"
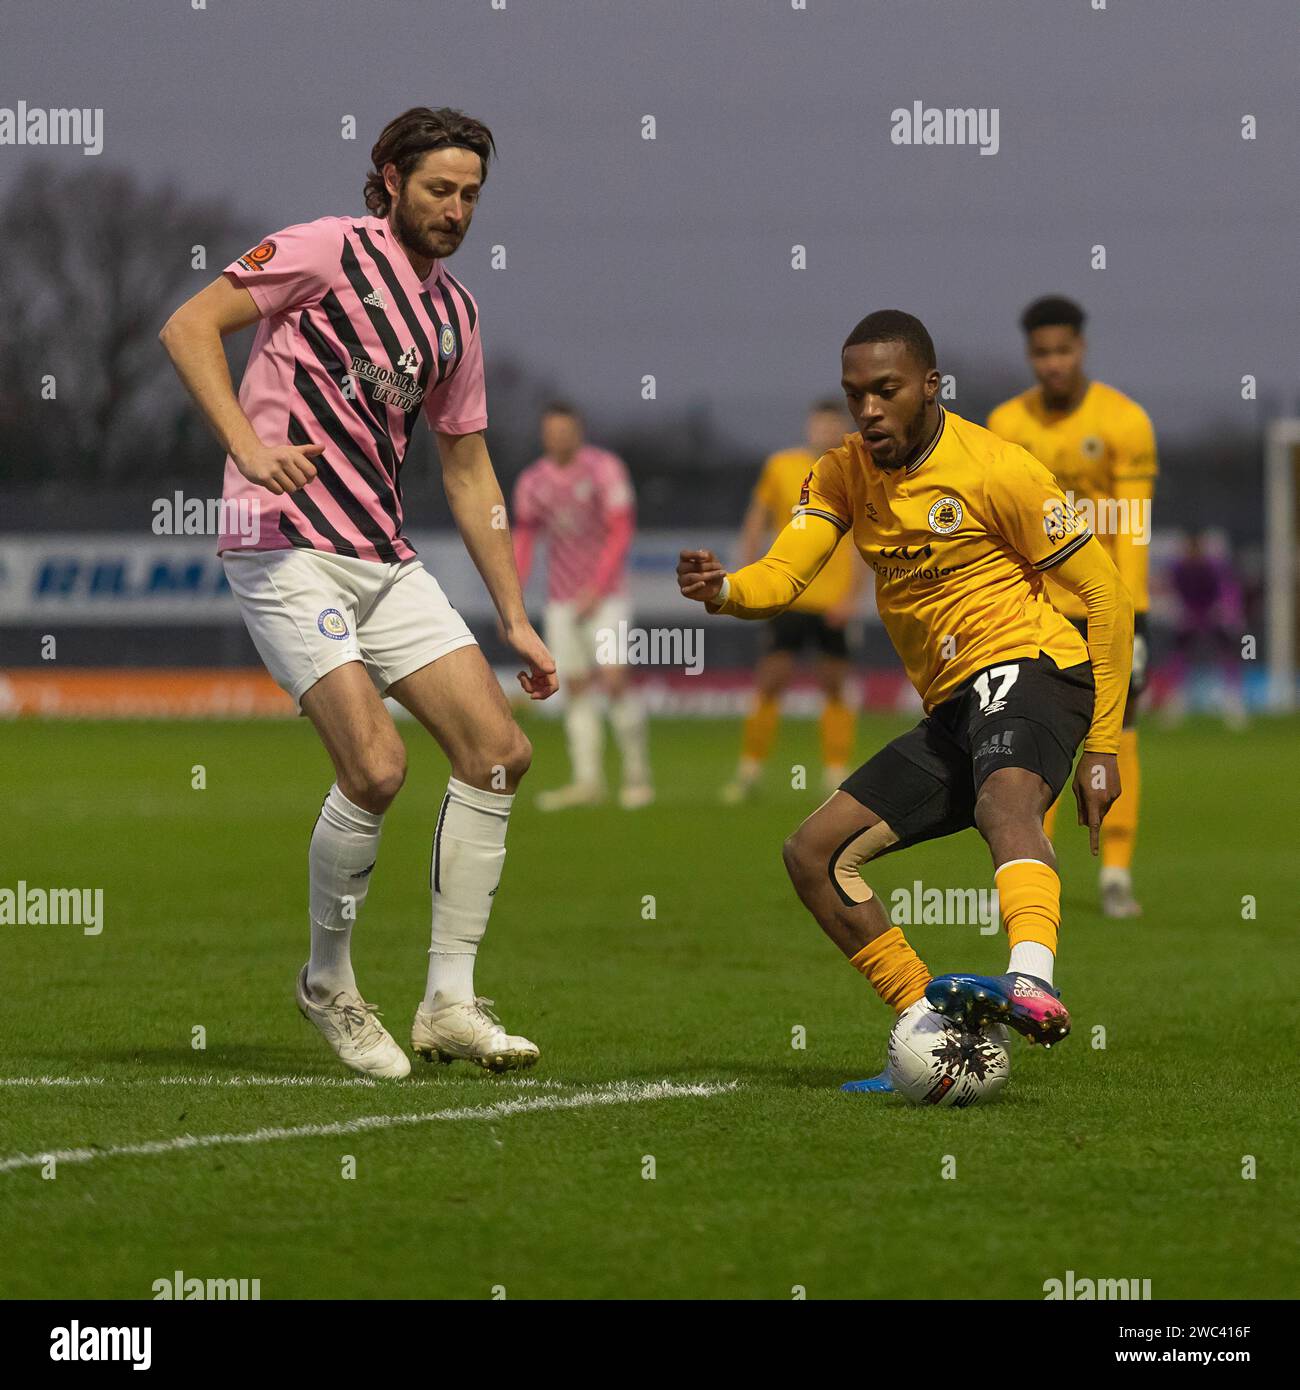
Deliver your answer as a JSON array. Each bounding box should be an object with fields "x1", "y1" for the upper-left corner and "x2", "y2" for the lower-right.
[{"x1": 1, "y1": 712, "x2": 1296, "y2": 1300}]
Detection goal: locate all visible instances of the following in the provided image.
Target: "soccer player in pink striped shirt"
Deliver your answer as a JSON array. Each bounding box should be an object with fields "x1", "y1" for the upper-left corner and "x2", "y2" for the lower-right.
[
  {"x1": 512, "y1": 404, "x2": 653, "y2": 809},
  {"x1": 160, "y1": 107, "x2": 556, "y2": 1079}
]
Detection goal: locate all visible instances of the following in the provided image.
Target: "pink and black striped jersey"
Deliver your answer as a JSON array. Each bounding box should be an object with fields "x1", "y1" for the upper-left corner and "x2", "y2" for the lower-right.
[
  {"x1": 511, "y1": 446, "x2": 636, "y2": 601},
  {"x1": 218, "y1": 215, "x2": 487, "y2": 562}
]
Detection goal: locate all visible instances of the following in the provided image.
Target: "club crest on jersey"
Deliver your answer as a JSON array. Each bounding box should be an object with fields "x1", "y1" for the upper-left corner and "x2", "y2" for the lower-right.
[
  {"x1": 236, "y1": 239, "x2": 277, "y2": 272},
  {"x1": 438, "y1": 323, "x2": 457, "y2": 359},
  {"x1": 1081, "y1": 435, "x2": 1105, "y2": 460},
  {"x1": 927, "y1": 497, "x2": 963, "y2": 534},
  {"x1": 317, "y1": 608, "x2": 349, "y2": 641}
]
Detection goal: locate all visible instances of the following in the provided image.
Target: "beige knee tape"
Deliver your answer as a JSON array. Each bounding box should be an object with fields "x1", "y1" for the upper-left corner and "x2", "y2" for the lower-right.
[{"x1": 830, "y1": 820, "x2": 899, "y2": 904}]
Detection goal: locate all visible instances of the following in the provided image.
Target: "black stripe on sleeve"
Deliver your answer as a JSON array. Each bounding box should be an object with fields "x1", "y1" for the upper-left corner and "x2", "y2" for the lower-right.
[
  {"x1": 792, "y1": 506, "x2": 851, "y2": 533},
  {"x1": 1034, "y1": 529, "x2": 1095, "y2": 572}
]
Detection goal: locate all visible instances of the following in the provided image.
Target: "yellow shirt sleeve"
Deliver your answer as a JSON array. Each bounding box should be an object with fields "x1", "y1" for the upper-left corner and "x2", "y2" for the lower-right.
[
  {"x1": 984, "y1": 447, "x2": 1094, "y2": 570},
  {"x1": 1110, "y1": 407, "x2": 1157, "y2": 612},
  {"x1": 1047, "y1": 537, "x2": 1135, "y2": 754},
  {"x1": 708, "y1": 514, "x2": 845, "y2": 620}
]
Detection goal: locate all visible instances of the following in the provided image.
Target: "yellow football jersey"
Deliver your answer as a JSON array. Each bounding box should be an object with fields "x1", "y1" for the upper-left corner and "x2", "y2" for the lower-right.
[
  {"x1": 752, "y1": 447, "x2": 857, "y2": 613},
  {"x1": 986, "y1": 381, "x2": 1157, "y2": 619},
  {"x1": 790, "y1": 409, "x2": 1091, "y2": 710}
]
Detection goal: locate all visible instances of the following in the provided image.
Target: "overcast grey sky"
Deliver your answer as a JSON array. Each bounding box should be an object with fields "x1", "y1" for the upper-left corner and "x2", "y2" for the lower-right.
[{"x1": 1, "y1": 0, "x2": 1296, "y2": 449}]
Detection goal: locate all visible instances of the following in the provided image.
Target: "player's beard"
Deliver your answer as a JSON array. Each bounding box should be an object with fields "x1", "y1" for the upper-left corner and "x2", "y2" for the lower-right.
[{"x1": 392, "y1": 190, "x2": 465, "y2": 262}]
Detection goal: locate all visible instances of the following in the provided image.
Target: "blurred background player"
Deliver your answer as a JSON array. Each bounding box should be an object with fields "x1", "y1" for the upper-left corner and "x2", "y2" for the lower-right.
[
  {"x1": 721, "y1": 400, "x2": 865, "y2": 802},
  {"x1": 987, "y1": 296, "x2": 1157, "y2": 919},
  {"x1": 512, "y1": 403, "x2": 652, "y2": 810},
  {"x1": 1163, "y1": 529, "x2": 1248, "y2": 729}
]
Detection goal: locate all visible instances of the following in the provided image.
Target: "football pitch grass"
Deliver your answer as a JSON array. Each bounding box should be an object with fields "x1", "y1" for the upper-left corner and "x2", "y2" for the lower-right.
[{"x1": 2, "y1": 711, "x2": 1296, "y2": 1300}]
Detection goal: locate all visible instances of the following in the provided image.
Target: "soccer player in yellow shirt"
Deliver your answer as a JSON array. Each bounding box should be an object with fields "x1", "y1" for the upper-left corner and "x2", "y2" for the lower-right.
[
  {"x1": 722, "y1": 401, "x2": 866, "y2": 802},
  {"x1": 987, "y1": 297, "x2": 1156, "y2": 918},
  {"x1": 678, "y1": 311, "x2": 1133, "y2": 1090}
]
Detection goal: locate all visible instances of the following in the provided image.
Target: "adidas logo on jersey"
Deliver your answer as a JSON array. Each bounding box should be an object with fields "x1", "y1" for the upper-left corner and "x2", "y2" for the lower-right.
[{"x1": 362, "y1": 288, "x2": 387, "y2": 309}]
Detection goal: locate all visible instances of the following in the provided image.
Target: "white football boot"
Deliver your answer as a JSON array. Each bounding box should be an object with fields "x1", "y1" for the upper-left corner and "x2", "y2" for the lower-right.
[
  {"x1": 618, "y1": 782, "x2": 655, "y2": 810},
  {"x1": 535, "y1": 781, "x2": 605, "y2": 812},
  {"x1": 411, "y1": 996, "x2": 539, "y2": 1073},
  {"x1": 295, "y1": 967, "x2": 411, "y2": 1079}
]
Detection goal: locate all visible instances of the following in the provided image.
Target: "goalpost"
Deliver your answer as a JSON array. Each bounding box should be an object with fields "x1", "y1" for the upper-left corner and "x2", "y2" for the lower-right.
[{"x1": 1264, "y1": 419, "x2": 1300, "y2": 711}]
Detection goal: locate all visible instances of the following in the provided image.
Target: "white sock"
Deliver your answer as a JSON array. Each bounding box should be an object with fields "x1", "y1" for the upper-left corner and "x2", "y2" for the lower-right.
[
  {"x1": 737, "y1": 756, "x2": 762, "y2": 785},
  {"x1": 608, "y1": 689, "x2": 650, "y2": 787},
  {"x1": 1008, "y1": 941, "x2": 1055, "y2": 986},
  {"x1": 1099, "y1": 866, "x2": 1132, "y2": 891},
  {"x1": 307, "y1": 784, "x2": 384, "y2": 999},
  {"x1": 423, "y1": 777, "x2": 513, "y2": 1012},
  {"x1": 564, "y1": 690, "x2": 605, "y2": 787}
]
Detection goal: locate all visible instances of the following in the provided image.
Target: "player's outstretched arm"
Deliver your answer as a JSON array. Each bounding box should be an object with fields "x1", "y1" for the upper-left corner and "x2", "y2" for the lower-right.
[
  {"x1": 678, "y1": 514, "x2": 843, "y2": 620},
  {"x1": 159, "y1": 277, "x2": 323, "y2": 495},
  {"x1": 437, "y1": 429, "x2": 557, "y2": 701},
  {"x1": 1050, "y1": 538, "x2": 1136, "y2": 854}
]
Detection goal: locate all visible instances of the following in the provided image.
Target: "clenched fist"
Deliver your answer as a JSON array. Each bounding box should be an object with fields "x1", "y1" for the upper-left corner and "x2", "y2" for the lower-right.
[{"x1": 677, "y1": 549, "x2": 726, "y2": 604}]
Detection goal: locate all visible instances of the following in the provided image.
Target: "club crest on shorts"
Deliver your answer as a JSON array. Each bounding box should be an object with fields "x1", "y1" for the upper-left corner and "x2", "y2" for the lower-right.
[
  {"x1": 438, "y1": 323, "x2": 457, "y2": 359},
  {"x1": 927, "y1": 497, "x2": 963, "y2": 534},
  {"x1": 317, "y1": 608, "x2": 349, "y2": 640}
]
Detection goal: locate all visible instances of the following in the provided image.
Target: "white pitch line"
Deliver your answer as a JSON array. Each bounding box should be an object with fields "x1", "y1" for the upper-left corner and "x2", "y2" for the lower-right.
[
  {"x1": 0, "y1": 1079, "x2": 740, "y2": 1174},
  {"x1": 0, "y1": 1077, "x2": 106, "y2": 1087},
  {"x1": 0, "y1": 1073, "x2": 569, "y2": 1090}
]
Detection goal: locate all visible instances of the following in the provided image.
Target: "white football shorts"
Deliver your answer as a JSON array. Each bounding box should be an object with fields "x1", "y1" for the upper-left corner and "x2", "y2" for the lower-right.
[
  {"x1": 222, "y1": 548, "x2": 477, "y2": 711},
  {"x1": 543, "y1": 594, "x2": 633, "y2": 680}
]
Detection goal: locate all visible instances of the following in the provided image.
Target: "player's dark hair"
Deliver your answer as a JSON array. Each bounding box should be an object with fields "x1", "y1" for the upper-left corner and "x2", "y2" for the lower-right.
[
  {"x1": 809, "y1": 398, "x2": 844, "y2": 415},
  {"x1": 1020, "y1": 295, "x2": 1086, "y2": 336},
  {"x1": 364, "y1": 107, "x2": 497, "y2": 217},
  {"x1": 541, "y1": 400, "x2": 582, "y2": 421},
  {"x1": 842, "y1": 310, "x2": 937, "y2": 371}
]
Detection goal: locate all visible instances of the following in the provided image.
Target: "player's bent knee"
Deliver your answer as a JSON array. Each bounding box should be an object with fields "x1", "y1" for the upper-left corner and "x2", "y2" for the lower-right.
[
  {"x1": 827, "y1": 819, "x2": 898, "y2": 904},
  {"x1": 463, "y1": 725, "x2": 532, "y2": 791},
  {"x1": 343, "y1": 746, "x2": 407, "y2": 811}
]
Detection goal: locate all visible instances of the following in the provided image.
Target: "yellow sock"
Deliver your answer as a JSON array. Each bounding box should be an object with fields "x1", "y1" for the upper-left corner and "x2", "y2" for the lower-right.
[
  {"x1": 740, "y1": 695, "x2": 780, "y2": 763},
  {"x1": 850, "y1": 927, "x2": 932, "y2": 1013},
  {"x1": 1101, "y1": 728, "x2": 1140, "y2": 871},
  {"x1": 819, "y1": 698, "x2": 856, "y2": 769},
  {"x1": 995, "y1": 859, "x2": 1060, "y2": 953},
  {"x1": 1042, "y1": 796, "x2": 1060, "y2": 838}
]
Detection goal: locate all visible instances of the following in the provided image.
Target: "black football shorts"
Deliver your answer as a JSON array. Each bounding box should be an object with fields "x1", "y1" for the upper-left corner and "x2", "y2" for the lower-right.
[
  {"x1": 764, "y1": 609, "x2": 849, "y2": 660},
  {"x1": 839, "y1": 654, "x2": 1095, "y2": 850}
]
